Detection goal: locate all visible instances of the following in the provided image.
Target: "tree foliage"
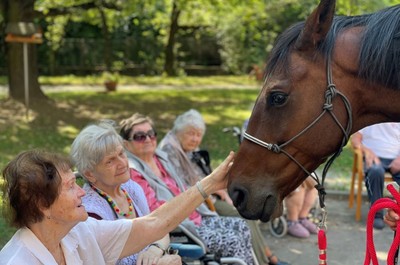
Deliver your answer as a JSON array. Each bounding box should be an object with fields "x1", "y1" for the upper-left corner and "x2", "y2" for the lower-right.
[{"x1": 0, "y1": 0, "x2": 398, "y2": 101}]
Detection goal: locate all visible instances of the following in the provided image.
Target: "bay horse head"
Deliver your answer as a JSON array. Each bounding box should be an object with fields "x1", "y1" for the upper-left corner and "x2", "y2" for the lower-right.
[{"x1": 228, "y1": 0, "x2": 400, "y2": 222}]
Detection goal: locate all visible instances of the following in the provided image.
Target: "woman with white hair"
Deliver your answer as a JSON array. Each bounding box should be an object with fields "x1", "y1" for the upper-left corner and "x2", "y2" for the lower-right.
[{"x1": 159, "y1": 109, "x2": 212, "y2": 186}]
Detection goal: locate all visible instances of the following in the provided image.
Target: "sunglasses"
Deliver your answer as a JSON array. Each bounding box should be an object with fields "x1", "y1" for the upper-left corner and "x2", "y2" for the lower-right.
[{"x1": 129, "y1": 130, "x2": 157, "y2": 142}]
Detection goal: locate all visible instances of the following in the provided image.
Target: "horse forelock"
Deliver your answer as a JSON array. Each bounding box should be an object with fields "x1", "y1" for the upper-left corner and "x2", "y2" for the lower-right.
[
  {"x1": 266, "y1": 5, "x2": 400, "y2": 90},
  {"x1": 265, "y1": 22, "x2": 304, "y2": 77}
]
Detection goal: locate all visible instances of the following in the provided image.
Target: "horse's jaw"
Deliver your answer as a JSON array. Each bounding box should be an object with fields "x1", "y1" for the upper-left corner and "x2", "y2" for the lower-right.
[{"x1": 228, "y1": 181, "x2": 284, "y2": 222}]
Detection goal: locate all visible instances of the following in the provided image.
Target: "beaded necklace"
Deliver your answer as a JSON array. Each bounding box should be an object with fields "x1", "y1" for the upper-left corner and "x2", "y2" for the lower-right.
[{"x1": 90, "y1": 184, "x2": 133, "y2": 217}]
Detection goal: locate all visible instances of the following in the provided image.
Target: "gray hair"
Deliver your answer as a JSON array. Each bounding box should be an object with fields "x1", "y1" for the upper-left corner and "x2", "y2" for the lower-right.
[
  {"x1": 119, "y1": 113, "x2": 154, "y2": 140},
  {"x1": 70, "y1": 120, "x2": 123, "y2": 174},
  {"x1": 172, "y1": 109, "x2": 206, "y2": 134}
]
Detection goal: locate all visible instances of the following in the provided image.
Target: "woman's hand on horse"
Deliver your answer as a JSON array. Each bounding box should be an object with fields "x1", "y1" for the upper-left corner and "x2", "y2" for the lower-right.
[{"x1": 204, "y1": 151, "x2": 234, "y2": 192}]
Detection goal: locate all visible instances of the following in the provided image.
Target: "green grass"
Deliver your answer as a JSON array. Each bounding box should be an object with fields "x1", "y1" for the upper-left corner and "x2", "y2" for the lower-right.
[
  {"x1": 0, "y1": 76, "x2": 353, "y2": 248},
  {"x1": 0, "y1": 88, "x2": 259, "y2": 169},
  {"x1": 35, "y1": 74, "x2": 260, "y2": 87}
]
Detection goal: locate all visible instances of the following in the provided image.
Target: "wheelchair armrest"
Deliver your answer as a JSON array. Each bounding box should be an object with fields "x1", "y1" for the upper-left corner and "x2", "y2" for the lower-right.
[{"x1": 169, "y1": 243, "x2": 204, "y2": 259}]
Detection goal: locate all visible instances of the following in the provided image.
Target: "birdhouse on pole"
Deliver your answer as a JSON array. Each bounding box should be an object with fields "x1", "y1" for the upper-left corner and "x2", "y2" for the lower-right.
[
  {"x1": 5, "y1": 22, "x2": 43, "y2": 44},
  {"x1": 5, "y1": 22, "x2": 43, "y2": 118}
]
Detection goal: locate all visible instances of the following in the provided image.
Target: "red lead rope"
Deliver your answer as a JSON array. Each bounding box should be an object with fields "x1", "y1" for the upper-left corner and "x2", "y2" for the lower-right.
[{"x1": 364, "y1": 184, "x2": 400, "y2": 265}]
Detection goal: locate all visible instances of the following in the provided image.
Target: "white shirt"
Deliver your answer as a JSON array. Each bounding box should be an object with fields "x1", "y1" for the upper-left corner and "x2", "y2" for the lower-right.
[
  {"x1": 360, "y1": 122, "x2": 400, "y2": 159},
  {"x1": 0, "y1": 217, "x2": 132, "y2": 265}
]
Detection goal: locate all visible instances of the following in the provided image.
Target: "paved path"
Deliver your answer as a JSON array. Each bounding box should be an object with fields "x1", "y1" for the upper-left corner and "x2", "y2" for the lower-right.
[
  {"x1": 0, "y1": 83, "x2": 259, "y2": 96},
  {"x1": 262, "y1": 196, "x2": 394, "y2": 265}
]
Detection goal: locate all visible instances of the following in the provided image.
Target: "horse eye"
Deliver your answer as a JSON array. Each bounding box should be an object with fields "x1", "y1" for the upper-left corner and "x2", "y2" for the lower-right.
[{"x1": 268, "y1": 92, "x2": 288, "y2": 106}]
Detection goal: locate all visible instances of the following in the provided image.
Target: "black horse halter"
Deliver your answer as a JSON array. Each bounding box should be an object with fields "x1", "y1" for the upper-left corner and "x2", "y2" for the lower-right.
[{"x1": 243, "y1": 56, "x2": 353, "y2": 208}]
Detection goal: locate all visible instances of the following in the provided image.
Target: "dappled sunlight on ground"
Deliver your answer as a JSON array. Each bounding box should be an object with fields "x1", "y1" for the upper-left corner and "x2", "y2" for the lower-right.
[{"x1": 0, "y1": 99, "x2": 37, "y2": 126}]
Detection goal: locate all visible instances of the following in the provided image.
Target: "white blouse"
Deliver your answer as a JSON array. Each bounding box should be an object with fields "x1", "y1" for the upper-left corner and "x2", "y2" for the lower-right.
[{"x1": 0, "y1": 217, "x2": 132, "y2": 265}]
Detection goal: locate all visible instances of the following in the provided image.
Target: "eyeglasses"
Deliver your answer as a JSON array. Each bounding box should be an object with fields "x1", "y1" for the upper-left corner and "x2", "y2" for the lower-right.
[{"x1": 129, "y1": 130, "x2": 157, "y2": 142}]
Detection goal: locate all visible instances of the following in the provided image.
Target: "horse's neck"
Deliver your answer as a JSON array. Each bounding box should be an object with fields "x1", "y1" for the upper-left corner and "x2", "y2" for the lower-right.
[
  {"x1": 351, "y1": 84, "x2": 400, "y2": 132},
  {"x1": 333, "y1": 28, "x2": 400, "y2": 132}
]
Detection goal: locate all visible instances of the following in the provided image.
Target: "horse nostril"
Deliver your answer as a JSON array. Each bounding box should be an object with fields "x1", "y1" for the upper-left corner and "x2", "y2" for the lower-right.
[{"x1": 230, "y1": 185, "x2": 248, "y2": 211}]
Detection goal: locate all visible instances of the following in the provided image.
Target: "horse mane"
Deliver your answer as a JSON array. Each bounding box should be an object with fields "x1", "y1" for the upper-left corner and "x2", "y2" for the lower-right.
[{"x1": 266, "y1": 5, "x2": 400, "y2": 90}]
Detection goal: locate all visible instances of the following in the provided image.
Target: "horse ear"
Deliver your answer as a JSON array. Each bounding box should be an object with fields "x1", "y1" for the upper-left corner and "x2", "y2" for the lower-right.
[{"x1": 295, "y1": 0, "x2": 336, "y2": 52}]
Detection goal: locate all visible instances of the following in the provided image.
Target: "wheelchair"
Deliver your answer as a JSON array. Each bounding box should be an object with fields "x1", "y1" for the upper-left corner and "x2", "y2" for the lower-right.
[{"x1": 170, "y1": 224, "x2": 256, "y2": 265}]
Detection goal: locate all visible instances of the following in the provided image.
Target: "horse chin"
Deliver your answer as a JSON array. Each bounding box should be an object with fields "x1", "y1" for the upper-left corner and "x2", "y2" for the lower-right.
[
  {"x1": 261, "y1": 197, "x2": 283, "y2": 222},
  {"x1": 235, "y1": 193, "x2": 283, "y2": 222}
]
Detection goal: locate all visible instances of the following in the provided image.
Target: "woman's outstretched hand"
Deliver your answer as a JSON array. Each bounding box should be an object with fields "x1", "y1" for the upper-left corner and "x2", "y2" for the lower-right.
[{"x1": 203, "y1": 151, "x2": 234, "y2": 194}]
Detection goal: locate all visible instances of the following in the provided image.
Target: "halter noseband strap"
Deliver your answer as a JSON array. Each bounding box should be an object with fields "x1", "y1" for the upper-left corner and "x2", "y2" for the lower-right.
[{"x1": 243, "y1": 56, "x2": 353, "y2": 208}]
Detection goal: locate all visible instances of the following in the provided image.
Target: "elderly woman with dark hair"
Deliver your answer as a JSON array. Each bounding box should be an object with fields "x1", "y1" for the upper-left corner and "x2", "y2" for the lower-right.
[
  {"x1": 158, "y1": 109, "x2": 290, "y2": 265},
  {"x1": 0, "y1": 143, "x2": 234, "y2": 264},
  {"x1": 120, "y1": 113, "x2": 256, "y2": 264}
]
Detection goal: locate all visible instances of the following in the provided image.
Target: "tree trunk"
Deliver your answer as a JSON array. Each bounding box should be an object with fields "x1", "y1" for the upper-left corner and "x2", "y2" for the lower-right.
[
  {"x1": 5, "y1": 0, "x2": 47, "y2": 102},
  {"x1": 99, "y1": 7, "x2": 112, "y2": 71},
  {"x1": 164, "y1": 0, "x2": 181, "y2": 76}
]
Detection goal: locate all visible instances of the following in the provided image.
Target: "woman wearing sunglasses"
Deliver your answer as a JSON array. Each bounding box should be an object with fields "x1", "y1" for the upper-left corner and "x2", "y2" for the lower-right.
[{"x1": 119, "y1": 113, "x2": 256, "y2": 264}]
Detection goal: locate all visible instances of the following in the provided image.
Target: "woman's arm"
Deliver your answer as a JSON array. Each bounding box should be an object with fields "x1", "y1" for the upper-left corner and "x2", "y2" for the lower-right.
[{"x1": 119, "y1": 151, "x2": 234, "y2": 258}]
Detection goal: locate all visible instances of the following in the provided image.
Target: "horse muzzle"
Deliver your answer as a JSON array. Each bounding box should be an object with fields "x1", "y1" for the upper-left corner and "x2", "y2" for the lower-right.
[{"x1": 228, "y1": 182, "x2": 283, "y2": 222}]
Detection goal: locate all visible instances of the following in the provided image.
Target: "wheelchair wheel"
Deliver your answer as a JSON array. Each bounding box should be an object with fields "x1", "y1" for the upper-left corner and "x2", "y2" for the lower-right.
[{"x1": 268, "y1": 216, "x2": 287, "y2": 238}]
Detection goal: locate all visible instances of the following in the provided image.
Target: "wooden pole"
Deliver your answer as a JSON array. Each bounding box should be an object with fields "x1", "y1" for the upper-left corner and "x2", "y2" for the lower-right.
[
  {"x1": 5, "y1": 25, "x2": 42, "y2": 119},
  {"x1": 23, "y1": 42, "x2": 29, "y2": 119}
]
